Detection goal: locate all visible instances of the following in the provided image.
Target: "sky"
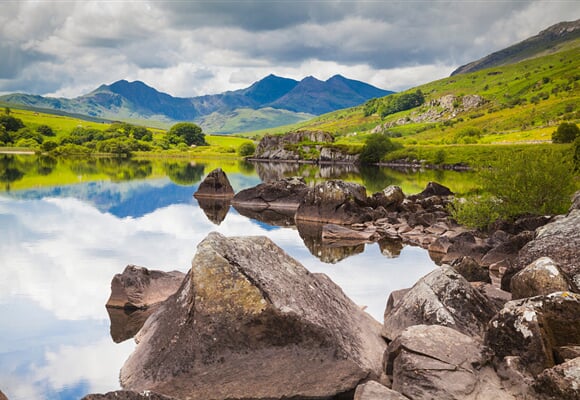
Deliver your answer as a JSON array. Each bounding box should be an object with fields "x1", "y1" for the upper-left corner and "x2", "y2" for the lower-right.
[{"x1": 1, "y1": 0, "x2": 578, "y2": 98}]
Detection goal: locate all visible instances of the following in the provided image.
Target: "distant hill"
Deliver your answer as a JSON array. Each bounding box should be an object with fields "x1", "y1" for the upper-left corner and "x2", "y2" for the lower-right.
[
  {"x1": 0, "y1": 74, "x2": 392, "y2": 133},
  {"x1": 452, "y1": 19, "x2": 580, "y2": 75}
]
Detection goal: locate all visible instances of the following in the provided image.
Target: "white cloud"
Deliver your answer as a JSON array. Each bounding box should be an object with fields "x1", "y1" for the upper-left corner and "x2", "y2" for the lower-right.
[{"x1": 0, "y1": 0, "x2": 577, "y2": 97}]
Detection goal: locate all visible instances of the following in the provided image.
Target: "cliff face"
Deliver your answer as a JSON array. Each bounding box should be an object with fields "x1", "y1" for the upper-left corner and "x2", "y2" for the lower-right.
[{"x1": 253, "y1": 130, "x2": 359, "y2": 163}]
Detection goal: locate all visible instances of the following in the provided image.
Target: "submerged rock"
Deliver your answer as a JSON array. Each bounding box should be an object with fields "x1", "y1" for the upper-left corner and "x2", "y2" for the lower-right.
[
  {"x1": 106, "y1": 265, "x2": 185, "y2": 310},
  {"x1": 120, "y1": 232, "x2": 386, "y2": 400},
  {"x1": 382, "y1": 266, "x2": 498, "y2": 341},
  {"x1": 193, "y1": 168, "x2": 234, "y2": 198}
]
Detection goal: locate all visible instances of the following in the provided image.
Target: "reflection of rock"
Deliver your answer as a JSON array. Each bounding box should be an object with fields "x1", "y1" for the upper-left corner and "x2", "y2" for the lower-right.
[
  {"x1": 195, "y1": 196, "x2": 231, "y2": 225},
  {"x1": 296, "y1": 180, "x2": 383, "y2": 224},
  {"x1": 297, "y1": 220, "x2": 365, "y2": 263},
  {"x1": 233, "y1": 205, "x2": 296, "y2": 227},
  {"x1": 121, "y1": 233, "x2": 386, "y2": 400},
  {"x1": 232, "y1": 176, "x2": 309, "y2": 211},
  {"x1": 193, "y1": 168, "x2": 234, "y2": 198},
  {"x1": 107, "y1": 306, "x2": 159, "y2": 343},
  {"x1": 82, "y1": 390, "x2": 176, "y2": 400},
  {"x1": 321, "y1": 223, "x2": 379, "y2": 244},
  {"x1": 106, "y1": 265, "x2": 185, "y2": 310},
  {"x1": 378, "y1": 237, "x2": 403, "y2": 258},
  {"x1": 254, "y1": 162, "x2": 300, "y2": 182}
]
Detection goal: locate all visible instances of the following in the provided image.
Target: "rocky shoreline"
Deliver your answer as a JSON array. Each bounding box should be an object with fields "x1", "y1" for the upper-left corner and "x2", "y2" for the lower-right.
[{"x1": 83, "y1": 170, "x2": 580, "y2": 400}]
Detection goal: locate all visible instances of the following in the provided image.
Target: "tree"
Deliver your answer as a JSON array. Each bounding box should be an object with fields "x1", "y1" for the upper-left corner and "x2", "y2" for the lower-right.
[
  {"x1": 36, "y1": 125, "x2": 55, "y2": 136},
  {"x1": 168, "y1": 122, "x2": 207, "y2": 147},
  {"x1": 359, "y1": 134, "x2": 401, "y2": 164},
  {"x1": 238, "y1": 142, "x2": 256, "y2": 157},
  {"x1": 552, "y1": 122, "x2": 580, "y2": 143},
  {"x1": 0, "y1": 115, "x2": 24, "y2": 132}
]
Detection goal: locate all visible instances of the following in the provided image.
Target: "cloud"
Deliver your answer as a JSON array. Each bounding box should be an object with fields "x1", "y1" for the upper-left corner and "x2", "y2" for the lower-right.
[{"x1": 0, "y1": 1, "x2": 578, "y2": 97}]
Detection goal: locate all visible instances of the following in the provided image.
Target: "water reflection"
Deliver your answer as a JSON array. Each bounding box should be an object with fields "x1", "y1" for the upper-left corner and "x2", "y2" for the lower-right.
[
  {"x1": 196, "y1": 197, "x2": 232, "y2": 225},
  {"x1": 0, "y1": 155, "x2": 476, "y2": 400},
  {"x1": 107, "y1": 306, "x2": 160, "y2": 344}
]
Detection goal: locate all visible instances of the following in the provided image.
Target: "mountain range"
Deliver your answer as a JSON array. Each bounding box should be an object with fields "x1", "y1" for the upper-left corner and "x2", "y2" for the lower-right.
[{"x1": 0, "y1": 74, "x2": 393, "y2": 133}]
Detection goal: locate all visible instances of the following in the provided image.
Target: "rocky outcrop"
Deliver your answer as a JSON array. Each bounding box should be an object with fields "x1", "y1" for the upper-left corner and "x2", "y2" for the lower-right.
[
  {"x1": 386, "y1": 325, "x2": 509, "y2": 400},
  {"x1": 120, "y1": 232, "x2": 386, "y2": 400},
  {"x1": 505, "y1": 209, "x2": 580, "y2": 291},
  {"x1": 232, "y1": 176, "x2": 309, "y2": 211},
  {"x1": 254, "y1": 130, "x2": 333, "y2": 161},
  {"x1": 485, "y1": 292, "x2": 580, "y2": 376},
  {"x1": 296, "y1": 180, "x2": 384, "y2": 224},
  {"x1": 510, "y1": 257, "x2": 571, "y2": 299},
  {"x1": 82, "y1": 391, "x2": 176, "y2": 400},
  {"x1": 193, "y1": 168, "x2": 234, "y2": 198},
  {"x1": 106, "y1": 265, "x2": 185, "y2": 310},
  {"x1": 354, "y1": 381, "x2": 409, "y2": 400},
  {"x1": 382, "y1": 266, "x2": 499, "y2": 341},
  {"x1": 107, "y1": 306, "x2": 160, "y2": 343}
]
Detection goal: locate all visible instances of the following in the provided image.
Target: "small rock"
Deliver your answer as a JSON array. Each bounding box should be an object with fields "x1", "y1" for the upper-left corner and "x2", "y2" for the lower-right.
[
  {"x1": 510, "y1": 257, "x2": 571, "y2": 300},
  {"x1": 451, "y1": 256, "x2": 491, "y2": 283},
  {"x1": 534, "y1": 357, "x2": 580, "y2": 400},
  {"x1": 106, "y1": 265, "x2": 185, "y2": 310},
  {"x1": 354, "y1": 381, "x2": 409, "y2": 400},
  {"x1": 193, "y1": 168, "x2": 234, "y2": 198}
]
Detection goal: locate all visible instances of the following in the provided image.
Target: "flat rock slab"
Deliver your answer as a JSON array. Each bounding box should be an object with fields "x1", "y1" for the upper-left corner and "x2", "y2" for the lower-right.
[
  {"x1": 232, "y1": 176, "x2": 309, "y2": 210},
  {"x1": 121, "y1": 232, "x2": 386, "y2": 400}
]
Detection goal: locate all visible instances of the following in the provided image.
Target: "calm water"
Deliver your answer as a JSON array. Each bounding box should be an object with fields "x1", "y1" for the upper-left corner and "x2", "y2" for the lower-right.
[{"x1": 0, "y1": 155, "x2": 476, "y2": 400}]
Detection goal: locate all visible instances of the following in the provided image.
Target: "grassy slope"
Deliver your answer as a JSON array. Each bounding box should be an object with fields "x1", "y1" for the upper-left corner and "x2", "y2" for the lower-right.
[{"x1": 242, "y1": 41, "x2": 579, "y2": 149}]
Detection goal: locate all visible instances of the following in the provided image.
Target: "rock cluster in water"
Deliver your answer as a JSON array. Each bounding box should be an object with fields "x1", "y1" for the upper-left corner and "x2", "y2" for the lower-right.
[{"x1": 85, "y1": 172, "x2": 580, "y2": 400}]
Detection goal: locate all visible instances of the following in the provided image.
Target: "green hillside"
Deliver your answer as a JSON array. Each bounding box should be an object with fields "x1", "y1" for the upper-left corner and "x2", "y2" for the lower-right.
[{"x1": 246, "y1": 41, "x2": 579, "y2": 148}]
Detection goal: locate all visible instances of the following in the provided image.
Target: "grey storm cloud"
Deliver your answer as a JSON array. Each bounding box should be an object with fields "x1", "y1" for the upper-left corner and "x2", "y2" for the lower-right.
[{"x1": 0, "y1": 0, "x2": 578, "y2": 97}]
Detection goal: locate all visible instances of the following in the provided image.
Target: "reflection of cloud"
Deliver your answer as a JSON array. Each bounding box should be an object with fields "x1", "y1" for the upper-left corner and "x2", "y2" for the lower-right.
[
  {"x1": 0, "y1": 195, "x2": 434, "y2": 322},
  {"x1": 0, "y1": 334, "x2": 134, "y2": 400}
]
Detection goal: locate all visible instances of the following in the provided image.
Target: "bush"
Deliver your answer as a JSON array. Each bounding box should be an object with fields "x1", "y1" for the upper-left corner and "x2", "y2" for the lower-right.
[
  {"x1": 359, "y1": 134, "x2": 401, "y2": 164},
  {"x1": 552, "y1": 122, "x2": 580, "y2": 143},
  {"x1": 573, "y1": 136, "x2": 580, "y2": 172},
  {"x1": 0, "y1": 115, "x2": 25, "y2": 132},
  {"x1": 453, "y1": 127, "x2": 482, "y2": 144},
  {"x1": 238, "y1": 142, "x2": 256, "y2": 157},
  {"x1": 450, "y1": 150, "x2": 575, "y2": 229},
  {"x1": 168, "y1": 122, "x2": 207, "y2": 147}
]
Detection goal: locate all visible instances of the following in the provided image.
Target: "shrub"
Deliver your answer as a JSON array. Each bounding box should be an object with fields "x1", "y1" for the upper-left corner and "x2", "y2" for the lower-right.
[
  {"x1": 573, "y1": 136, "x2": 580, "y2": 172},
  {"x1": 168, "y1": 122, "x2": 207, "y2": 147},
  {"x1": 238, "y1": 142, "x2": 256, "y2": 157},
  {"x1": 450, "y1": 150, "x2": 575, "y2": 229},
  {"x1": 552, "y1": 122, "x2": 580, "y2": 143},
  {"x1": 0, "y1": 115, "x2": 25, "y2": 132},
  {"x1": 359, "y1": 134, "x2": 401, "y2": 164}
]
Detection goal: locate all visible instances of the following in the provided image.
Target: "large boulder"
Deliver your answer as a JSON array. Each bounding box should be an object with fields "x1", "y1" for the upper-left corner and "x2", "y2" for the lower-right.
[
  {"x1": 120, "y1": 233, "x2": 386, "y2": 400},
  {"x1": 386, "y1": 325, "x2": 508, "y2": 400},
  {"x1": 296, "y1": 180, "x2": 381, "y2": 224},
  {"x1": 382, "y1": 266, "x2": 498, "y2": 341},
  {"x1": 534, "y1": 357, "x2": 580, "y2": 400},
  {"x1": 232, "y1": 177, "x2": 309, "y2": 211},
  {"x1": 485, "y1": 292, "x2": 580, "y2": 376},
  {"x1": 510, "y1": 257, "x2": 571, "y2": 300},
  {"x1": 106, "y1": 265, "x2": 185, "y2": 310},
  {"x1": 505, "y1": 209, "x2": 580, "y2": 291},
  {"x1": 193, "y1": 168, "x2": 234, "y2": 198}
]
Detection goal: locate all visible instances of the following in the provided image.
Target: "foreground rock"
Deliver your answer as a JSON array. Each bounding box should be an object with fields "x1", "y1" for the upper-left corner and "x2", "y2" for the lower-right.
[
  {"x1": 121, "y1": 232, "x2": 386, "y2": 400},
  {"x1": 82, "y1": 391, "x2": 176, "y2": 400},
  {"x1": 383, "y1": 266, "x2": 499, "y2": 340},
  {"x1": 386, "y1": 325, "x2": 509, "y2": 400},
  {"x1": 106, "y1": 265, "x2": 185, "y2": 310},
  {"x1": 193, "y1": 168, "x2": 234, "y2": 198},
  {"x1": 485, "y1": 292, "x2": 580, "y2": 376},
  {"x1": 296, "y1": 180, "x2": 384, "y2": 224},
  {"x1": 504, "y1": 209, "x2": 580, "y2": 291},
  {"x1": 534, "y1": 357, "x2": 580, "y2": 399}
]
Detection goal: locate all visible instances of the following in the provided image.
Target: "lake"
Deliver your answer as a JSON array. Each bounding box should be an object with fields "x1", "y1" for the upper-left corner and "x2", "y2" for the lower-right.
[{"x1": 0, "y1": 154, "x2": 477, "y2": 399}]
